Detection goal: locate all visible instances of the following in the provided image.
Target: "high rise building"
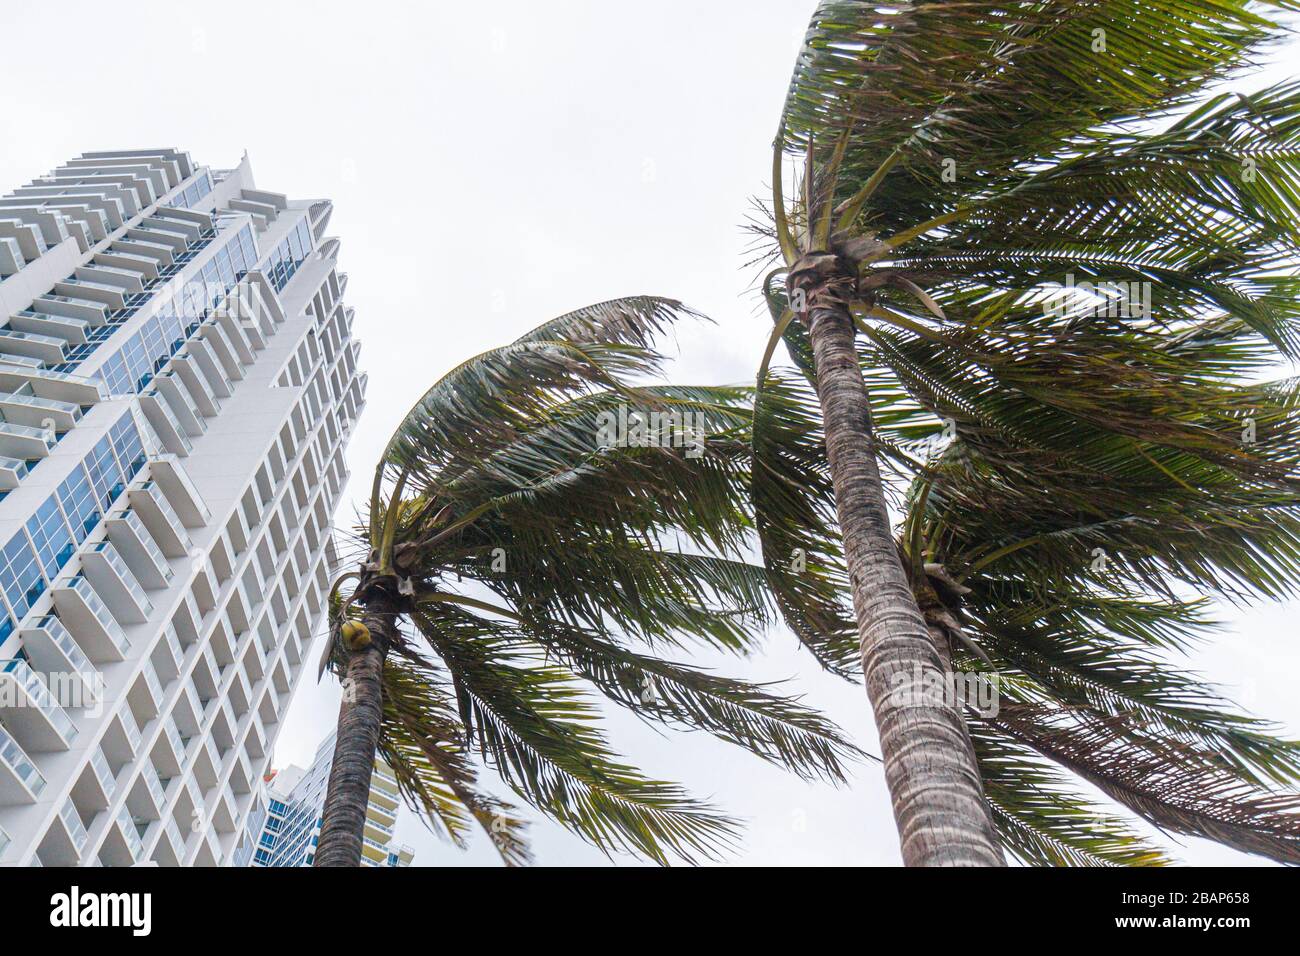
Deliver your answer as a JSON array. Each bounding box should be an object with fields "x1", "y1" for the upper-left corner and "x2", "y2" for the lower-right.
[
  {"x1": 0, "y1": 148, "x2": 366, "y2": 866},
  {"x1": 244, "y1": 730, "x2": 413, "y2": 867}
]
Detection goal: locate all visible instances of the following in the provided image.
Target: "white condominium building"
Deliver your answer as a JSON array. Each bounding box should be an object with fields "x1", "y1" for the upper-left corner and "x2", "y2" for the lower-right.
[
  {"x1": 0, "y1": 148, "x2": 366, "y2": 866},
  {"x1": 246, "y1": 730, "x2": 414, "y2": 867}
]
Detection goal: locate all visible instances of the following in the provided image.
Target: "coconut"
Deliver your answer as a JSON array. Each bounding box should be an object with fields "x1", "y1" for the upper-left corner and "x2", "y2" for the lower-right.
[{"x1": 341, "y1": 620, "x2": 371, "y2": 651}]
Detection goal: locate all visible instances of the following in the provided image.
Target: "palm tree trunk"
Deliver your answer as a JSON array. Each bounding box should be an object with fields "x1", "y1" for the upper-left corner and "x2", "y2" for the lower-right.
[
  {"x1": 805, "y1": 299, "x2": 1004, "y2": 866},
  {"x1": 314, "y1": 593, "x2": 398, "y2": 867}
]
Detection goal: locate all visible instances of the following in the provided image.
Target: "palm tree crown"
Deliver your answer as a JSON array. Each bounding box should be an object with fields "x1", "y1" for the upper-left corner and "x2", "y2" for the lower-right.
[{"x1": 317, "y1": 296, "x2": 861, "y2": 865}]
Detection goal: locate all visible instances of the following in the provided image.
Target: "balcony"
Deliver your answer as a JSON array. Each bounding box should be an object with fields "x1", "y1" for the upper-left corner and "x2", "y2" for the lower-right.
[
  {"x1": 152, "y1": 624, "x2": 185, "y2": 682},
  {"x1": 51, "y1": 576, "x2": 132, "y2": 661},
  {"x1": 192, "y1": 645, "x2": 220, "y2": 700},
  {"x1": 53, "y1": 277, "x2": 126, "y2": 311},
  {"x1": 9, "y1": 310, "x2": 90, "y2": 344},
  {"x1": 0, "y1": 327, "x2": 66, "y2": 365},
  {"x1": 138, "y1": 391, "x2": 192, "y2": 457},
  {"x1": 239, "y1": 315, "x2": 267, "y2": 350},
  {"x1": 171, "y1": 681, "x2": 204, "y2": 738},
  {"x1": 153, "y1": 815, "x2": 186, "y2": 866},
  {"x1": 228, "y1": 666, "x2": 251, "y2": 716},
  {"x1": 368, "y1": 778, "x2": 399, "y2": 813},
  {"x1": 0, "y1": 455, "x2": 27, "y2": 491},
  {"x1": 31, "y1": 293, "x2": 109, "y2": 325},
  {"x1": 82, "y1": 542, "x2": 153, "y2": 623},
  {"x1": 154, "y1": 716, "x2": 186, "y2": 777},
  {"x1": 0, "y1": 723, "x2": 47, "y2": 805},
  {"x1": 21, "y1": 616, "x2": 101, "y2": 707},
  {"x1": 193, "y1": 733, "x2": 219, "y2": 789},
  {"x1": 151, "y1": 373, "x2": 206, "y2": 437},
  {"x1": 361, "y1": 834, "x2": 393, "y2": 862},
  {"x1": 74, "y1": 263, "x2": 145, "y2": 294},
  {"x1": 92, "y1": 250, "x2": 160, "y2": 282},
  {"x1": 73, "y1": 746, "x2": 116, "y2": 809},
  {"x1": 0, "y1": 366, "x2": 104, "y2": 404},
  {"x1": 115, "y1": 806, "x2": 145, "y2": 864},
  {"x1": 105, "y1": 509, "x2": 173, "y2": 588},
  {"x1": 0, "y1": 658, "x2": 79, "y2": 751},
  {"x1": 143, "y1": 214, "x2": 202, "y2": 241},
  {"x1": 243, "y1": 635, "x2": 267, "y2": 683},
  {"x1": 198, "y1": 321, "x2": 245, "y2": 381},
  {"x1": 128, "y1": 661, "x2": 165, "y2": 721},
  {"x1": 38, "y1": 798, "x2": 89, "y2": 866},
  {"x1": 188, "y1": 337, "x2": 234, "y2": 396},
  {"x1": 0, "y1": 389, "x2": 82, "y2": 431},
  {"x1": 128, "y1": 761, "x2": 167, "y2": 822},
  {"x1": 211, "y1": 784, "x2": 237, "y2": 834},
  {"x1": 124, "y1": 225, "x2": 188, "y2": 253},
  {"x1": 172, "y1": 592, "x2": 203, "y2": 645},
  {"x1": 117, "y1": 706, "x2": 143, "y2": 753},
  {"x1": 0, "y1": 419, "x2": 56, "y2": 459},
  {"x1": 211, "y1": 312, "x2": 256, "y2": 364},
  {"x1": 140, "y1": 459, "x2": 209, "y2": 527},
  {"x1": 170, "y1": 354, "x2": 219, "y2": 416},
  {"x1": 244, "y1": 713, "x2": 266, "y2": 760},
  {"x1": 363, "y1": 813, "x2": 394, "y2": 843},
  {"x1": 109, "y1": 238, "x2": 175, "y2": 267},
  {"x1": 230, "y1": 749, "x2": 254, "y2": 795}
]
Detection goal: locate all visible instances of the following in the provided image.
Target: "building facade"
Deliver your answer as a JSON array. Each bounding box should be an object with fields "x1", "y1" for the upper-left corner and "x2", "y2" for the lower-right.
[
  {"x1": 244, "y1": 730, "x2": 413, "y2": 867},
  {"x1": 0, "y1": 148, "x2": 366, "y2": 865}
]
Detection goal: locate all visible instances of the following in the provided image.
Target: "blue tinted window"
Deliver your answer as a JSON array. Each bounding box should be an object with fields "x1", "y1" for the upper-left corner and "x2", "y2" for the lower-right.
[
  {"x1": 99, "y1": 352, "x2": 131, "y2": 396},
  {"x1": 0, "y1": 533, "x2": 44, "y2": 620},
  {"x1": 239, "y1": 228, "x2": 257, "y2": 267},
  {"x1": 110, "y1": 414, "x2": 146, "y2": 478},
  {"x1": 57, "y1": 466, "x2": 100, "y2": 542},
  {"x1": 86, "y1": 436, "x2": 124, "y2": 508},
  {"x1": 26, "y1": 498, "x2": 74, "y2": 579}
]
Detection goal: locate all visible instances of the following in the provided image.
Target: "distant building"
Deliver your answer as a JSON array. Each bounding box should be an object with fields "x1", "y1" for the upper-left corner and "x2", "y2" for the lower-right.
[{"x1": 245, "y1": 730, "x2": 413, "y2": 867}]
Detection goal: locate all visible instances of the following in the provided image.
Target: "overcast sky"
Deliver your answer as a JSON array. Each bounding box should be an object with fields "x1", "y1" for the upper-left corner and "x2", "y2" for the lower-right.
[{"x1": 2, "y1": 0, "x2": 1297, "y2": 866}]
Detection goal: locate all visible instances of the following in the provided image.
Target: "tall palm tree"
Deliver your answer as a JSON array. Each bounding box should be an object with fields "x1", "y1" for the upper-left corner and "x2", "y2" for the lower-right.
[
  {"x1": 750, "y1": 0, "x2": 1300, "y2": 865},
  {"x1": 313, "y1": 296, "x2": 861, "y2": 866},
  {"x1": 758, "y1": 334, "x2": 1300, "y2": 863}
]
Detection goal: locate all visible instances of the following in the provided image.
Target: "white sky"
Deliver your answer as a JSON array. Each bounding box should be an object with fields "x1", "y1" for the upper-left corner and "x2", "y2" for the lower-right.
[{"x1": 2, "y1": 0, "x2": 1296, "y2": 866}]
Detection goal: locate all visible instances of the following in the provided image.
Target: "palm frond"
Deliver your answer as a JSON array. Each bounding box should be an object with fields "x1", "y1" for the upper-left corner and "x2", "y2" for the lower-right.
[
  {"x1": 378, "y1": 653, "x2": 532, "y2": 866},
  {"x1": 413, "y1": 607, "x2": 740, "y2": 865}
]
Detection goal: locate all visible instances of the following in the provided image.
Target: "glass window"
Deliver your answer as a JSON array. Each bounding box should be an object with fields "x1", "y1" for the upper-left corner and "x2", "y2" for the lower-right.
[
  {"x1": 57, "y1": 466, "x2": 100, "y2": 542},
  {"x1": 86, "y1": 436, "x2": 124, "y2": 509},
  {"x1": 287, "y1": 226, "x2": 304, "y2": 263},
  {"x1": 0, "y1": 532, "x2": 44, "y2": 620},
  {"x1": 239, "y1": 228, "x2": 257, "y2": 268},
  {"x1": 110, "y1": 414, "x2": 146, "y2": 479},
  {"x1": 26, "y1": 497, "x2": 74, "y2": 579}
]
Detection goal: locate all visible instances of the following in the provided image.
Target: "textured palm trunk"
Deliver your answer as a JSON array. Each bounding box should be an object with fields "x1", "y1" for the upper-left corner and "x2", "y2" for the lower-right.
[
  {"x1": 314, "y1": 592, "x2": 398, "y2": 867},
  {"x1": 804, "y1": 294, "x2": 1004, "y2": 866}
]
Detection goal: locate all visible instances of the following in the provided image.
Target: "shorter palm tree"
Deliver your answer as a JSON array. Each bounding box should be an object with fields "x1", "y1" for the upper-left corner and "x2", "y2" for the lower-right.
[{"x1": 314, "y1": 297, "x2": 862, "y2": 866}]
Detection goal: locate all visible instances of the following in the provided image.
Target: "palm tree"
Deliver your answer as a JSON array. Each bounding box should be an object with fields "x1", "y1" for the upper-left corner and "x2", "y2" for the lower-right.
[
  {"x1": 313, "y1": 296, "x2": 861, "y2": 866},
  {"x1": 759, "y1": 339, "x2": 1300, "y2": 863},
  {"x1": 749, "y1": 0, "x2": 1300, "y2": 865}
]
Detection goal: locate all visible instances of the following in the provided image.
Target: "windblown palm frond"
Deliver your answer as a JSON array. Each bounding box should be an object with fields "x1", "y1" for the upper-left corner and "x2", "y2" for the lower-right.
[{"x1": 322, "y1": 298, "x2": 864, "y2": 866}]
